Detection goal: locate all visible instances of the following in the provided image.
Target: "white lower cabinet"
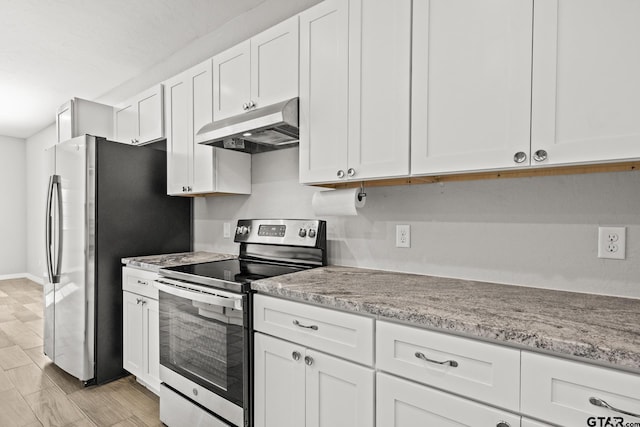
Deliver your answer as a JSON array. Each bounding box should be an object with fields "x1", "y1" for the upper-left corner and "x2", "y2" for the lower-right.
[
  {"x1": 253, "y1": 332, "x2": 374, "y2": 427},
  {"x1": 377, "y1": 372, "x2": 520, "y2": 427},
  {"x1": 122, "y1": 267, "x2": 160, "y2": 395},
  {"x1": 521, "y1": 351, "x2": 640, "y2": 427}
]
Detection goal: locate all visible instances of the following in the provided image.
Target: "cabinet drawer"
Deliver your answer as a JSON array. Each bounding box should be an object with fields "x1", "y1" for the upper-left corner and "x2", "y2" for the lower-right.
[
  {"x1": 376, "y1": 320, "x2": 520, "y2": 411},
  {"x1": 377, "y1": 372, "x2": 521, "y2": 427},
  {"x1": 122, "y1": 266, "x2": 158, "y2": 299},
  {"x1": 521, "y1": 351, "x2": 640, "y2": 426},
  {"x1": 253, "y1": 294, "x2": 374, "y2": 365}
]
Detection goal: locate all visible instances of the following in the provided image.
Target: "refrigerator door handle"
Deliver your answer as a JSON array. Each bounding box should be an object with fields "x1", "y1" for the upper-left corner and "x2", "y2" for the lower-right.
[
  {"x1": 45, "y1": 175, "x2": 55, "y2": 283},
  {"x1": 46, "y1": 175, "x2": 62, "y2": 284},
  {"x1": 53, "y1": 175, "x2": 63, "y2": 283}
]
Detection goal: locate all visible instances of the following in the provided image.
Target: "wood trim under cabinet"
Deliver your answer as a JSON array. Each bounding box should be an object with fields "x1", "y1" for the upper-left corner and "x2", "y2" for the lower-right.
[{"x1": 315, "y1": 160, "x2": 640, "y2": 190}]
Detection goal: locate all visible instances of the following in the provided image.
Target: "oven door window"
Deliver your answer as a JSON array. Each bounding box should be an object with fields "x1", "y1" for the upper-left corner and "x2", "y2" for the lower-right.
[{"x1": 159, "y1": 290, "x2": 245, "y2": 406}]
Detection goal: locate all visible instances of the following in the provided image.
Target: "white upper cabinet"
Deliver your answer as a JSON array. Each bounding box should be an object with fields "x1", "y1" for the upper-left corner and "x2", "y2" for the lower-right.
[
  {"x1": 411, "y1": 0, "x2": 533, "y2": 175},
  {"x1": 165, "y1": 59, "x2": 251, "y2": 196},
  {"x1": 56, "y1": 98, "x2": 114, "y2": 143},
  {"x1": 114, "y1": 84, "x2": 164, "y2": 145},
  {"x1": 213, "y1": 16, "x2": 299, "y2": 121},
  {"x1": 531, "y1": 0, "x2": 640, "y2": 166},
  {"x1": 299, "y1": 0, "x2": 411, "y2": 184}
]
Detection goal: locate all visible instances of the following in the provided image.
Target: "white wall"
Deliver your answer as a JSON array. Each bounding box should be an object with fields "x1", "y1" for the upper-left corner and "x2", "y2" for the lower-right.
[
  {"x1": 194, "y1": 148, "x2": 640, "y2": 299},
  {"x1": 0, "y1": 136, "x2": 27, "y2": 276}
]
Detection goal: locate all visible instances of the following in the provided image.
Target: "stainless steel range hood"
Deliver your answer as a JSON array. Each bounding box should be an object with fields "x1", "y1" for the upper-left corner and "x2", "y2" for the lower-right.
[{"x1": 195, "y1": 97, "x2": 299, "y2": 154}]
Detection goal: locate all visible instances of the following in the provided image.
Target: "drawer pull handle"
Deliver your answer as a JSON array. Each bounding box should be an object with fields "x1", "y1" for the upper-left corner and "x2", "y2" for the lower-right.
[
  {"x1": 293, "y1": 320, "x2": 318, "y2": 331},
  {"x1": 589, "y1": 397, "x2": 640, "y2": 418},
  {"x1": 137, "y1": 280, "x2": 147, "y2": 285},
  {"x1": 415, "y1": 351, "x2": 459, "y2": 367}
]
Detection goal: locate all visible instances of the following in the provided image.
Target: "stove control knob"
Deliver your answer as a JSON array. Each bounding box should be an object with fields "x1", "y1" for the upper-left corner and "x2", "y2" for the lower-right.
[
  {"x1": 308, "y1": 229, "x2": 316, "y2": 238},
  {"x1": 298, "y1": 228, "x2": 307, "y2": 238},
  {"x1": 237, "y1": 226, "x2": 250, "y2": 235}
]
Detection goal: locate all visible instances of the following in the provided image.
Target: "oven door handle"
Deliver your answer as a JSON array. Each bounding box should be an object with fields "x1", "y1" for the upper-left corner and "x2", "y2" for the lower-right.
[{"x1": 155, "y1": 280, "x2": 243, "y2": 311}]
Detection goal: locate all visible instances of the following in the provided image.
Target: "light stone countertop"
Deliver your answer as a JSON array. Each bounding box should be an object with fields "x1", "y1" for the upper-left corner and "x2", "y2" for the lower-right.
[
  {"x1": 121, "y1": 251, "x2": 235, "y2": 272},
  {"x1": 251, "y1": 265, "x2": 640, "y2": 372}
]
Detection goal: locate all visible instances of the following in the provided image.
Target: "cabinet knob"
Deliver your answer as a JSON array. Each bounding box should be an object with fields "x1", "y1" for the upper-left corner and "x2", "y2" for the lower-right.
[
  {"x1": 136, "y1": 298, "x2": 142, "y2": 305},
  {"x1": 337, "y1": 170, "x2": 345, "y2": 178},
  {"x1": 182, "y1": 186, "x2": 187, "y2": 192},
  {"x1": 242, "y1": 103, "x2": 249, "y2": 111},
  {"x1": 248, "y1": 100, "x2": 256, "y2": 109},
  {"x1": 347, "y1": 168, "x2": 355, "y2": 177},
  {"x1": 187, "y1": 186, "x2": 192, "y2": 192},
  {"x1": 496, "y1": 422, "x2": 510, "y2": 427},
  {"x1": 513, "y1": 152, "x2": 527, "y2": 164},
  {"x1": 304, "y1": 356, "x2": 314, "y2": 366},
  {"x1": 533, "y1": 149, "x2": 548, "y2": 162},
  {"x1": 292, "y1": 351, "x2": 301, "y2": 361}
]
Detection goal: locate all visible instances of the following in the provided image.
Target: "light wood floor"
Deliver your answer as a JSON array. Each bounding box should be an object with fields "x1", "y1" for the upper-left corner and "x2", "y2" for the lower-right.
[{"x1": 0, "y1": 278, "x2": 162, "y2": 427}]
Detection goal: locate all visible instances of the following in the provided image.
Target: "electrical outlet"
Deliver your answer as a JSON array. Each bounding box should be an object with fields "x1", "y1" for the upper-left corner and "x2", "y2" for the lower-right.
[
  {"x1": 223, "y1": 222, "x2": 231, "y2": 238},
  {"x1": 598, "y1": 226, "x2": 626, "y2": 260},
  {"x1": 396, "y1": 224, "x2": 410, "y2": 248}
]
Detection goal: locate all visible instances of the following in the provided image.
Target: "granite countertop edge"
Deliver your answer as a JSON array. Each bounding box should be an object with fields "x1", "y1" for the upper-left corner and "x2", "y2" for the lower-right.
[
  {"x1": 121, "y1": 251, "x2": 236, "y2": 272},
  {"x1": 251, "y1": 267, "x2": 640, "y2": 373}
]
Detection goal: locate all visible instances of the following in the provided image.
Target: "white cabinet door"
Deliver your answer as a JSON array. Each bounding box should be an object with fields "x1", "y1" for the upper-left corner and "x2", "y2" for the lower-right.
[
  {"x1": 347, "y1": 0, "x2": 411, "y2": 181},
  {"x1": 299, "y1": 0, "x2": 350, "y2": 183},
  {"x1": 305, "y1": 349, "x2": 374, "y2": 427},
  {"x1": 377, "y1": 372, "x2": 521, "y2": 427},
  {"x1": 531, "y1": 0, "x2": 640, "y2": 166},
  {"x1": 114, "y1": 85, "x2": 164, "y2": 145},
  {"x1": 165, "y1": 73, "x2": 191, "y2": 195},
  {"x1": 114, "y1": 103, "x2": 137, "y2": 144},
  {"x1": 122, "y1": 291, "x2": 144, "y2": 376},
  {"x1": 251, "y1": 16, "x2": 299, "y2": 110},
  {"x1": 300, "y1": 0, "x2": 411, "y2": 184},
  {"x1": 136, "y1": 85, "x2": 164, "y2": 143},
  {"x1": 143, "y1": 298, "x2": 160, "y2": 394},
  {"x1": 190, "y1": 60, "x2": 217, "y2": 194},
  {"x1": 56, "y1": 102, "x2": 73, "y2": 143},
  {"x1": 411, "y1": 0, "x2": 533, "y2": 175},
  {"x1": 254, "y1": 333, "x2": 305, "y2": 427},
  {"x1": 213, "y1": 41, "x2": 251, "y2": 121}
]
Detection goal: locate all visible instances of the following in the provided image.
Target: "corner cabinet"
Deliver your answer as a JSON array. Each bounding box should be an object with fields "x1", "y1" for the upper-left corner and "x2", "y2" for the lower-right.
[
  {"x1": 122, "y1": 267, "x2": 160, "y2": 395},
  {"x1": 113, "y1": 84, "x2": 164, "y2": 145},
  {"x1": 56, "y1": 98, "x2": 114, "y2": 143},
  {"x1": 298, "y1": 0, "x2": 411, "y2": 184},
  {"x1": 212, "y1": 16, "x2": 299, "y2": 121},
  {"x1": 164, "y1": 59, "x2": 251, "y2": 196}
]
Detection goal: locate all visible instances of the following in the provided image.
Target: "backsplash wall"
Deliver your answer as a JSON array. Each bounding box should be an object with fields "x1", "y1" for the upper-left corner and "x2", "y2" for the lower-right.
[{"x1": 194, "y1": 148, "x2": 640, "y2": 299}]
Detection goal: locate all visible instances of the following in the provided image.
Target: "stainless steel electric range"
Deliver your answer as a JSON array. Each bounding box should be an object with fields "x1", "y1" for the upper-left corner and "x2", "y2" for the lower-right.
[{"x1": 155, "y1": 219, "x2": 327, "y2": 427}]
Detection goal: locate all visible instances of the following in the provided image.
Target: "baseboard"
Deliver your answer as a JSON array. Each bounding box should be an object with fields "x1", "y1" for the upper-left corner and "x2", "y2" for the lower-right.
[
  {"x1": 0, "y1": 273, "x2": 44, "y2": 285},
  {"x1": 24, "y1": 273, "x2": 45, "y2": 285}
]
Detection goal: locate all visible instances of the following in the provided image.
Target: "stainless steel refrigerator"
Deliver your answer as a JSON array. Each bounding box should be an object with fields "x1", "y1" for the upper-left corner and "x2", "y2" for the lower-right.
[{"x1": 44, "y1": 135, "x2": 191, "y2": 385}]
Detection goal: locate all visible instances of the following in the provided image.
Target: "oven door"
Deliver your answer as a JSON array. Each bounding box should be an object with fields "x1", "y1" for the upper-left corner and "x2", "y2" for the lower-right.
[{"x1": 155, "y1": 278, "x2": 249, "y2": 427}]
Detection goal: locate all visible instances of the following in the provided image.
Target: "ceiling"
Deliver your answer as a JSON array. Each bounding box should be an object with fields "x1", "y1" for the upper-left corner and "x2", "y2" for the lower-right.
[{"x1": 0, "y1": 0, "x2": 264, "y2": 139}]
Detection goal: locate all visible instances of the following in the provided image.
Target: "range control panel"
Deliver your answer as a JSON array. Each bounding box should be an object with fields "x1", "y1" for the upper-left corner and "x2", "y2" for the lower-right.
[{"x1": 234, "y1": 219, "x2": 326, "y2": 248}]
